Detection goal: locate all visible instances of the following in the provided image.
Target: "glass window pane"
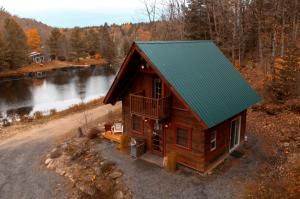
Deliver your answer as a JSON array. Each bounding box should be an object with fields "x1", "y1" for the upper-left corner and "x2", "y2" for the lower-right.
[
  {"x1": 132, "y1": 115, "x2": 142, "y2": 132},
  {"x1": 176, "y1": 128, "x2": 189, "y2": 147}
]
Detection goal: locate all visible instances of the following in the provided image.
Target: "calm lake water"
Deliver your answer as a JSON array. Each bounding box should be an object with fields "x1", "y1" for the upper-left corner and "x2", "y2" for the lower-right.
[{"x1": 0, "y1": 66, "x2": 116, "y2": 118}]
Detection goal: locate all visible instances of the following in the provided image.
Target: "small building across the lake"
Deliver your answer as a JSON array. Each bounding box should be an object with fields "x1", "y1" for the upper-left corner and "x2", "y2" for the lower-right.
[
  {"x1": 29, "y1": 51, "x2": 46, "y2": 63},
  {"x1": 104, "y1": 41, "x2": 260, "y2": 173}
]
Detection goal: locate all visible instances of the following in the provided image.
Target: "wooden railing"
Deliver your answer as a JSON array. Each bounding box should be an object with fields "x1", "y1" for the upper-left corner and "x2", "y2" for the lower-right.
[{"x1": 130, "y1": 94, "x2": 171, "y2": 120}]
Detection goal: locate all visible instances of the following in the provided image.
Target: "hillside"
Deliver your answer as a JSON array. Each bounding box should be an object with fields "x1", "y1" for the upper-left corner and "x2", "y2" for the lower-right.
[{"x1": 0, "y1": 8, "x2": 52, "y2": 44}]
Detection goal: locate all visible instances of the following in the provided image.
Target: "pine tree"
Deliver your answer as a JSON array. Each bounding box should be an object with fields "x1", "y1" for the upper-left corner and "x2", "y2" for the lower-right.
[
  {"x1": 184, "y1": 0, "x2": 209, "y2": 40},
  {"x1": 70, "y1": 27, "x2": 87, "y2": 60},
  {"x1": 270, "y1": 47, "x2": 300, "y2": 101},
  {"x1": 47, "y1": 28, "x2": 62, "y2": 59},
  {"x1": 3, "y1": 18, "x2": 28, "y2": 69}
]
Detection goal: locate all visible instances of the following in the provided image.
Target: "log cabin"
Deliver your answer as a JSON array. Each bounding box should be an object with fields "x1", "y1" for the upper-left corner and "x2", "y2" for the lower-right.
[{"x1": 104, "y1": 41, "x2": 260, "y2": 173}]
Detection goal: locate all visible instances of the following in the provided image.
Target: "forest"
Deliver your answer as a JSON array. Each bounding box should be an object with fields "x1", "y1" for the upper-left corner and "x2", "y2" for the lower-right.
[{"x1": 0, "y1": 0, "x2": 299, "y2": 100}]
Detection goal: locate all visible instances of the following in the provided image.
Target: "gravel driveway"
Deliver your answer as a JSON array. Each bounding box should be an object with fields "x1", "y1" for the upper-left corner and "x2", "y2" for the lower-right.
[
  {"x1": 98, "y1": 133, "x2": 263, "y2": 199},
  {"x1": 0, "y1": 103, "x2": 120, "y2": 199}
]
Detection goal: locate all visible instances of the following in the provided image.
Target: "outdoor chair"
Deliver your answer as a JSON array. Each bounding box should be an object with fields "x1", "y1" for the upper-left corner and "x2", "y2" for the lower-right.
[{"x1": 111, "y1": 122, "x2": 123, "y2": 134}]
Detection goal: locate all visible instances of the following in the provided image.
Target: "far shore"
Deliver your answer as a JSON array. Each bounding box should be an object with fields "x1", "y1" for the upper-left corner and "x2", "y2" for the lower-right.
[{"x1": 0, "y1": 59, "x2": 107, "y2": 78}]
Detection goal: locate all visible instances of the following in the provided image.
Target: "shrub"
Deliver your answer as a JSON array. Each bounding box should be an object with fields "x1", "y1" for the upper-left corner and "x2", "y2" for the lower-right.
[
  {"x1": 269, "y1": 48, "x2": 300, "y2": 101},
  {"x1": 87, "y1": 127, "x2": 100, "y2": 139},
  {"x1": 33, "y1": 111, "x2": 43, "y2": 119},
  {"x1": 50, "y1": 109, "x2": 57, "y2": 115}
]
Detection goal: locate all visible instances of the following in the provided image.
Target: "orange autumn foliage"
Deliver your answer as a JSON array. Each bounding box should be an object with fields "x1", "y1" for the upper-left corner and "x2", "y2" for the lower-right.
[
  {"x1": 137, "y1": 28, "x2": 152, "y2": 41},
  {"x1": 26, "y1": 28, "x2": 41, "y2": 51},
  {"x1": 95, "y1": 52, "x2": 102, "y2": 60}
]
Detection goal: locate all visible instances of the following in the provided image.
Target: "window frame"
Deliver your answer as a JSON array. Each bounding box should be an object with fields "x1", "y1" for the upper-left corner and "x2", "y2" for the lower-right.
[
  {"x1": 229, "y1": 115, "x2": 241, "y2": 152},
  {"x1": 210, "y1": 131, "x2": 217, "y2": 151},
  {"x1": 173, "y1": 123, "x2": 193, "y2": 150},
  {"x1": 153, "y1": 76, "x2": 163, "y2": 99},
  {"x1": 131, "y1": 114, "x2": 144, "y2": 135}
]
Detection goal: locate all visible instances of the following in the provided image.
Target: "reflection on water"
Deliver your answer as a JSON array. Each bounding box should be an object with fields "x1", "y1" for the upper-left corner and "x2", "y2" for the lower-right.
[{"x1": 0, "y1": 67, "x2": 115, "y2": 118}]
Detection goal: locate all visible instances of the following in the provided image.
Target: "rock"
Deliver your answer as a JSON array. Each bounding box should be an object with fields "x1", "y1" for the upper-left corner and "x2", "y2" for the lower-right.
[
  {"x1": 283, "y1": 142, "x2": 290, "y2": 147},
  {"x1": 71, "y1": 149, "x2": 85, "y2": 161},
  {"x1": 50, "y1": 148, "x2": 62, "y2": 159},
  {"x1": 95, "y1": 178, "x2": 114, "y2": 194},
  {"x1": 76, "y1": 182, "x2": 97, "y2": 196},
  {"x1": 95, "y1": 167, "x2": 102, "y2": 176},
  {"x1": 100, "y1": 161, "x2": 116, "y2": 173},
  {"x1": 114, "y1": 190, "x2": 124, "y2": 199},
  {"x1": 47, "y1": 160, "x2": 57, "y2": 170},
  {"x1": 45, "y1": 158, "x2": 52, "y2": 165},
  {"x1": 56, "y1": 167, "x2": 66, "y2": 176},
  {"x1": 109, "y1": 171, "x2": 123, "y2": 179}
]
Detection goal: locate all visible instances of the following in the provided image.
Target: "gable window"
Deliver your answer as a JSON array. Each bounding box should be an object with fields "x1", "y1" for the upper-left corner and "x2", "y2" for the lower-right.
[
  {"x1": 132, "y1": 114, "x2": 142, "y2": 133},
  {"x1": 153, "y1": 77, "x2": 162, "y2": 99},
  {"x1": 174, "y1": 124, "x2": 192, "y2": 150},
  {"x1": 210, "y1": 131, "x2": 217, "y2": 151}
]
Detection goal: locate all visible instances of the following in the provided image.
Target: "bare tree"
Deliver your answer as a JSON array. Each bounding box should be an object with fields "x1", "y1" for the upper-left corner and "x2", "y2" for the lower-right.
[{"x1": 143, "y1": 0, "x2": 158, "y2": 23}]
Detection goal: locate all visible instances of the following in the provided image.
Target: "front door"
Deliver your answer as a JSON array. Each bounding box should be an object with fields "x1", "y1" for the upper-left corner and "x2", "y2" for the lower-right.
[
  {"x1": 229, "y1": 116, "x2": 241, "y2": 152},
  {"x1": 151, "y1": 121, "x2": 164, "y2": 156}
]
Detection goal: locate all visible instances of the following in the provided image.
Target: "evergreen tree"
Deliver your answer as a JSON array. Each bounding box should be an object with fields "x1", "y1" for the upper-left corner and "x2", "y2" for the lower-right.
[
  {"x1": 3, "y1": 18, "x2": 28, "y2": 69},
  {"x1": 70, "y1": 27, "x2": 87, "y2": 60},
  {"x1": 270, "y1": 47, "x2": 300, "y2": 101},
  {"x1": 47, "y1": 28, "x2": 62, "y2": 59},
  {"x1": 184, "y1": 0, "x2": 210, "y2": 40},
  {"x1": 100, "y1": 23, "x2": 116, "y2": 64}
]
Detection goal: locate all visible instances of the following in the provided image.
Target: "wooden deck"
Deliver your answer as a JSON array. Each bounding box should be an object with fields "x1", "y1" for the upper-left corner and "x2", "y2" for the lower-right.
[
  {"x1": 130, "y1": 94, "x2": 170, "y2": 120},
  {"x1": 101, "y1": 131, "x2": 122, "y2": 143}
]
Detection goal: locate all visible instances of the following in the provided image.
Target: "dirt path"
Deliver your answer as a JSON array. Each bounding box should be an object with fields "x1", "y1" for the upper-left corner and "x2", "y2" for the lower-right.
[{"x1": 0, "y1": 103, "x2": 120, "y2": 199}]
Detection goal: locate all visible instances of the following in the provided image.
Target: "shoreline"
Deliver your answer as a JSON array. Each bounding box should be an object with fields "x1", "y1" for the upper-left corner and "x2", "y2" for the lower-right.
[
  {"x1": 0, "y1": 97, "x2": 107, "y2": 138},
  {"x1": 0, "y1": 59, "x2": 107, "y2": 78}
]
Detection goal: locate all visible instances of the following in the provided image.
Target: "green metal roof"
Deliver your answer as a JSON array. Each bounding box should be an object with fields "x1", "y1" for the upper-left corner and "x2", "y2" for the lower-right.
[{"x1": 136, "y1": 41, "x2": 260, "y2": 128}]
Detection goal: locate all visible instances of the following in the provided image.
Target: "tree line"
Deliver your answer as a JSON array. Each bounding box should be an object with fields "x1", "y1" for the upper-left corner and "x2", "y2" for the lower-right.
[
  {"x1": 0, "y1": 8, "x2": 118, "y2": 71},
  {"x1": 140, "y1": 0, "x2": 299, "y2": 100},
  {"x1": 46, "y1": 24, "x2": 116, "y2": 63}
]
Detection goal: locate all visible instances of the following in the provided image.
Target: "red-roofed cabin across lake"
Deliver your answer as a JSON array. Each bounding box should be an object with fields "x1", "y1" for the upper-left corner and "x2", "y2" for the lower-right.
[{"x1": 104, "y1": 41, "x2": 260, "y2": 173}]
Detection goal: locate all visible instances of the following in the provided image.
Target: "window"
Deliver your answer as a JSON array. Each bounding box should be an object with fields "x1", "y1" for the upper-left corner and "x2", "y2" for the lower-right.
[
  {"x1": 174, "y1": 125, "x2": 192, "y2": 149},
  {"x1": 210, "y1": 131, "x2": 217, "y2": 151},
  {"x1": 230, "y1": 116, "x2": 241, "y2": 151},
  {"x1": 153, "y1": 77, "x2": 162, "y2": 99},
  {"x1": 132, "y1": 114, "x2": 142, "y2": 133}
]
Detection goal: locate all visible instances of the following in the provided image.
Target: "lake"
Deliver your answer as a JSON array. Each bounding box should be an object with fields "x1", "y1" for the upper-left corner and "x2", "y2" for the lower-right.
[{"x1": 0, "y1": 66, "x2": 116, "y2": 118}]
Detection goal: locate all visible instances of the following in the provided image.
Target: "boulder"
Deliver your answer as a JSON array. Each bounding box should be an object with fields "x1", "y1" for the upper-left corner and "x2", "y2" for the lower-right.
[
  {"x1": 50, "y1": 148, "x2": 62, "y2": 159},
  {"x1": 283, "y1": 142, "x2": 290, "y2": 147},
  {"x1": 114, "y1": 190, "x2": 124, "y2": 199},
  {"x1": 71, "y1": 149, "x2": 85, "y2": 161},
  {"x1": 76, "y1": 182, "x2": 97, "y2": 196},
  {"x1": 109, "y1": 171, "x2": 123, "y2": 179},
  {"x1": 45, "y1": 158, "x2": 52, "y2": 165}
]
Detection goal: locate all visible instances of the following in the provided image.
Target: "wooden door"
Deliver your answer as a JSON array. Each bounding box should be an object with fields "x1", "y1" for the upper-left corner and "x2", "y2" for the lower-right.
[{"x1": 151, "y1": 121, "x2": 164, "y2": 156}]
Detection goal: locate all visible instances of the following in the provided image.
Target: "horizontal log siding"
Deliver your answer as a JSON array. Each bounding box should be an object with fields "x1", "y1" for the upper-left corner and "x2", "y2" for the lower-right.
[
  {"x1": 204, "y1": 110, "x2": 247, "y2": 169},
  {"x1": 165, "y1": 93, "x2": 206, "y2": 172}
]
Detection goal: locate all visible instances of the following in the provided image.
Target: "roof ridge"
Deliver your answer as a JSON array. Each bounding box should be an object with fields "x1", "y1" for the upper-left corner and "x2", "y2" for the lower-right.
[{"x1": 135, "y1": 40, "x2": 213, "y2": 44}]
